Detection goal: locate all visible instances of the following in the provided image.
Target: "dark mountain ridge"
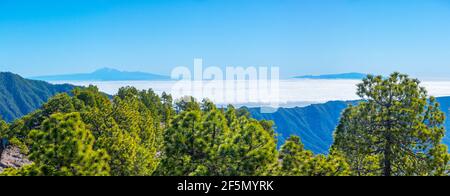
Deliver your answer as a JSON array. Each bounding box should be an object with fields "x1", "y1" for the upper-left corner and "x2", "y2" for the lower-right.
[
  {"x1": 250, "y1": 98, "x2": 450, "y2": 154},
  {"x1": 0, "y1": 72, "x2": 75, "y2": 122}
]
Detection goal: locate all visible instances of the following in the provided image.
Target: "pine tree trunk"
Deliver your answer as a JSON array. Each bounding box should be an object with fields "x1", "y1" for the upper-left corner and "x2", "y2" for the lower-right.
[
  {"x1": 384, "y1": 102, "x2": 393, "y2": 177},
  {"x1": 383, "y1": 138, "x2": 392, "y2": 176}
]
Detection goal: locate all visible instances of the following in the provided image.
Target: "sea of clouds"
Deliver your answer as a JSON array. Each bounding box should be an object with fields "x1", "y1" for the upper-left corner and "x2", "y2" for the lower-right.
[{"x1": 51, "y1": 79, "x2": 450, "y2": 108}]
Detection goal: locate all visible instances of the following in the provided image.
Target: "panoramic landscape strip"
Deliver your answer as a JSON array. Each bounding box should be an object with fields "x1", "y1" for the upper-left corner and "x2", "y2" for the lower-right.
[
  {"x1": 1, "y1": 71, "x2": 449, "y2": 176},
  {"x1": 1, "y1": 0, "x2": 450, "y2": 188}
]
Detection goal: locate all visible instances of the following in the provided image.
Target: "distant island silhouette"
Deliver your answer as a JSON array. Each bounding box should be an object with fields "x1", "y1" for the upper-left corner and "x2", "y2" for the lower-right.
[
  {"x1": 30, "y1": 68, "x2": 171, "y2": 81},
  {"x1": 294, "y1": 73, "x2": 368, "y2": 80}
]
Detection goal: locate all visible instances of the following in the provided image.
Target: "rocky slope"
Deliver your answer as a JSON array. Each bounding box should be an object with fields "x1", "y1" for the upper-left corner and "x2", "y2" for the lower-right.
[{"x1": 0, "y1": 146, "x2": 31, "y2": 173}]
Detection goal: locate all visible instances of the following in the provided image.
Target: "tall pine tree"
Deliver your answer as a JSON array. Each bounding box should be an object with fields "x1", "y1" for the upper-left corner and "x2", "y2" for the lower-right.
[
  {"x1": 19, "y1": 113, "x2": 110, "y2": 176},
  {"x1": 333, "y1": 73, "x2": 450, "y2": 176}
]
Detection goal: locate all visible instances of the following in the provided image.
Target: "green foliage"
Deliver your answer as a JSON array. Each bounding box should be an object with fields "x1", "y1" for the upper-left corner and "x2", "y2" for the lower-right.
[
  {"x1": 0, "y1": 118, "x2": 8, "y2": 139},
  {"x1": 157, "y1": 109, "x2": 205, "y2": 175},
  {"x1": 175, "y1": 96, "x2": 201, "y2": 112},
  {"x1": 160, "y1": 92, "x2": 174, "y2": 126},
  {"x1": 333, "y1": 73, "x2": 450, "y2": 176},
  {"x1": 0, "y1": 164, "x2": 43, "y2": 176},
  {"x1": 2, "y1": 93, "x2": 81, "y2": 151},
  {"x1": 279, "y1": 136, "x2": 351, "y2": 176},
  {"x1": 42, "y1": 93, "x2": 76, "y2": 116},
  {"x1": 27, "y1": 113, "x2": 110, "y2": 176},
  {"x1": 279, "y1": 136, "x2": 307, "y2": 174},
  {"x1": 157, "y1": 99, "x2": 278, "y2": 176},
  {"x1": 71, "y1": 86, "x2": 162, "y2": 176},
  {"x1": 100, "y1": 87, "x2": 160, "y2": 176},
  {"x1": 8, "y1": 137, "x2": 29, "y2": 154},
  {"x1": 1, "y1": 72, "x2": 448, "y2": 176},
  {"x1": 220, "y1": 114, "x2": 278, "y2": 176},
  {"x1": 0, "y1": 118, "x2": 8, "y2": 154}
]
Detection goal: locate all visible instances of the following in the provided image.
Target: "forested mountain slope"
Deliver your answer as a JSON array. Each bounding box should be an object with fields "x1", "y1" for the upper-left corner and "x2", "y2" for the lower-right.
[
  {"x1": 437, "y1": 96, "x2": 450, "y2": 146},
  {"x1": 250, "y1": 98, "x2": 450, "y2": 154},
  {"x1": 0, "y1": 72, "x2": 74, "y2": 122},
  {"x1": 248, "y1": 101, "x2": 354, "y2": 154}
]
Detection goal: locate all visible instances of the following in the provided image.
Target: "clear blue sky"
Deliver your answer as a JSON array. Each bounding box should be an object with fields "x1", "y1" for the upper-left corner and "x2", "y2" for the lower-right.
[{"x1": 1, "y1": 0, "x2": 450, "y2": 79}]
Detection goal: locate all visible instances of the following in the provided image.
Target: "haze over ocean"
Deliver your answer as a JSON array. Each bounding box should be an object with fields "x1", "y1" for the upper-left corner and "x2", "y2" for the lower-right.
[{"x1": 50, "y1": 79, "x2": 450, "y2": 108}]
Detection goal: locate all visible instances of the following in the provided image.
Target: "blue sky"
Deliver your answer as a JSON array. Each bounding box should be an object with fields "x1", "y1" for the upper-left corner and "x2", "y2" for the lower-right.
[{"x1": 1, "y1": 0, "x2": 450, "y2": 79}]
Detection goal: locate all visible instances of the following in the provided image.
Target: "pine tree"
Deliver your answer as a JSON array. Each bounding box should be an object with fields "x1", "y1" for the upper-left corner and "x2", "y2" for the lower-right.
[
  {"x1": 157, "y1": 100, "x2": 278, "y2": 176},
  {"x1": 81, "y1": 87, "x2": 161, "y2": 176},
  {"x1": 0, "y1": 164, "x2": 42, "y2": 176},
  {"x1": 175, "y1": 96, "x2": 201, "y2": 112},
  {"x1": 0, "y1": 118, "x2": 7, "y2": 139},
  {"x1": 158, "y1": 108, "x2": 205, "y2": 175},
  {"x1": 198, "y1": 100, "x2": 230, "y2": 175},
  {"x1": 4, "y1": 93, "x2": 79, "y2": 146},
  {"x1": 26, "y1": 113, "x2": 110, "y2": 176},
  {"x1": 279, "y1": 136, "x2": 312, "y2": 175},
  {"x1": 279, "y1": 136, "x2": 351, "y2": 176},
  {"x1": 96, "y1": 120, "x2": 156, "y2": 176},
  {"x1": 333, "y1": 73, "x2": 450, "y2": 176},
  {"x1": 161, "y1": 92, "x2": 174, "y2": 127},
  {"x1": 220, "y1": 110, "x2": 278, "y2": 176},
  {"x1": 0, "y1": 118, "x2": 8, "y2": 155},
  {"x1": 41, "y1": 93, "x2": 76, "y2": 117}
]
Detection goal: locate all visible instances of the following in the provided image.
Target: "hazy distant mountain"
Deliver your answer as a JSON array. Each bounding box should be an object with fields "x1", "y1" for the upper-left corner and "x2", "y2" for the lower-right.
[
  {"x1": 31, "y1": 68, "x2": 171, "y2": 81},
  {"x1": 294, "y1": 73, "x2": 367, "y2": 80},
  {"x1": 250, "y1": 98, "x2": 450, "y2": 154},
  {"x1": 0, "y1": 72, "x2": 75, "y2": 122}
]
